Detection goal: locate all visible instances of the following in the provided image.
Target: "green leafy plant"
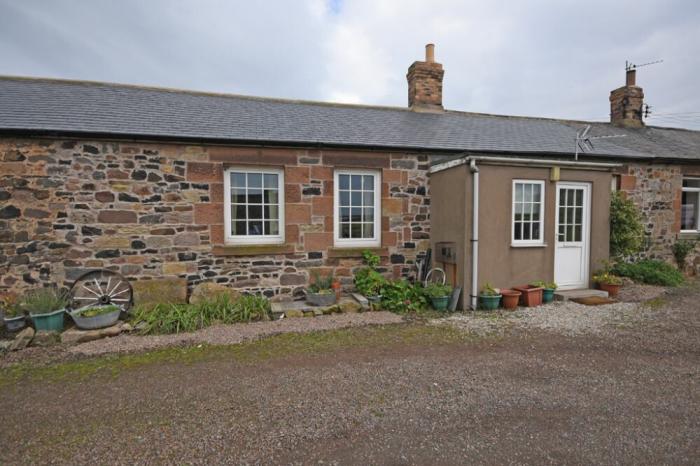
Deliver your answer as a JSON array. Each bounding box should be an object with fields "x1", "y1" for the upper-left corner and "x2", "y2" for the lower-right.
[
  {"x1": 671, "y1": 239, "x2": 696, "y2": 270},
  {"x1": 592, "y1": 272, "x2": 623, "y2": 286},
  {"x1": 611, "y1": 260, "x2": 684, "y2": 287},
  {"x1": 530, "y1": 280, "x2": 558, "y2": 290},
  {"x1": 21, "y1": 287, "x2": 69, "y2": 315},
  {"x1": 76, "y1": 304, "x2": 120, "y2": 318},
  {"x1": 423, "y1": 282, "x2": 453, "y2": 298},
  {"x1": 131, "y1": 294, "x2": 270, "y2": 335},
  {"x1": 0, "y1": 292, "x2": 22, "y2": 318},
  {"x1": 610, "y1": 191, "x2": 644, "y2": 259},
  {"x1": 361, "y1": 249, "x2": 380, "y2": 268},
  {"x1": 354, "y1": 250, "x2": 386, "y2": 297},
  {"x1": 379, "y1": 280, "x2": 427, "y2": 313},
  {"x1": 309, "y1": 270, "x2": 334, "y2": 294},
  {"x1": 480, "y1": 282, "x2": 500, "y2": 297}
]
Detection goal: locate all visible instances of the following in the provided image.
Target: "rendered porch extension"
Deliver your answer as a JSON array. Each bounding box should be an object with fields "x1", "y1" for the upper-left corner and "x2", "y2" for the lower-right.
[{"x1": 430, "y1": 156, "x2": 615, "y2": 310}]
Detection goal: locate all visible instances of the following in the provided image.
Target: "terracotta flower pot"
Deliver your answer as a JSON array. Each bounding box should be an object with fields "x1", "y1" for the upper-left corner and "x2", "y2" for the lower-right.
[
  {"x1": 512, "y1": 285, "x2": 544, "y2": 307},
  {"x1": 598, "y1": 282, "x2": 620, "y2": 298},
  {"x1": 500, "y1": 289, "x2": 522, "y2": 310}
]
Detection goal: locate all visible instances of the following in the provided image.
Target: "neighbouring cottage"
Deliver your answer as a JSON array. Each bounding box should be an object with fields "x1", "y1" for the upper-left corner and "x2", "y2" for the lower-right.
[{"x1": 1, "y1": 44, "x2": 699, "y2": 310}]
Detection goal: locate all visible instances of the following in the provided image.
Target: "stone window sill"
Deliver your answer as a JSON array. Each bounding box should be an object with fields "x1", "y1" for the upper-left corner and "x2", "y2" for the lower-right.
[
  {"x1": 510, "y1": 243, "x2": 548, "y2": 248},
  {"x1": 327, "y1": 247, "x2": 389, "y2": 258},
  {"x1": 679, "y1": 231, "x2": 700, "y2": 240},
  {"x1": 212, "y1": 244, "x2": 296, "y2": 256}
]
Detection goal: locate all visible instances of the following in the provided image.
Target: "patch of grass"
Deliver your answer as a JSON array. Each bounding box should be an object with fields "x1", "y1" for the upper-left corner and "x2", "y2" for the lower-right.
[
  {"x1": 0, "y1": 324, "x2": 473, "y2": 387},
  {"x1": 643, "y1": 296, "x2": 667, "y2": 310},
  {"x1": 611, "y1": 260, "x2": 685, "y2": 287}
]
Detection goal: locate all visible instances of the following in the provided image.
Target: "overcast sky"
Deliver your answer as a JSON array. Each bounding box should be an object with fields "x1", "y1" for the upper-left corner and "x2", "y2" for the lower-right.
[{"x1": 1, "y1": 0, "x2": 699, "y2": 129}]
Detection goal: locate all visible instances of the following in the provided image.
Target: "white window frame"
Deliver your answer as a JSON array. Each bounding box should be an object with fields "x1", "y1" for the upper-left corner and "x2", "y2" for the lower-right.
[
  {"x1": 333, "y1": 169, "x2": 381, "y2": 248},
  {"x1": 511, "y1": 179, "x2": 546, "y2": 247},
  {"x1": 223, "y1": 167, "x2": 285, "y2": 245},
  {"x1": 681, "y1": 177, "x2": 700, "y2": 233}
]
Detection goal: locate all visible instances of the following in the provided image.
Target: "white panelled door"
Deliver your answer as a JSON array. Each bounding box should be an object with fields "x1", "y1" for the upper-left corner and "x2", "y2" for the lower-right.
[{"x1": 554, "y1": 183, "x2": 591, "y2": 290}]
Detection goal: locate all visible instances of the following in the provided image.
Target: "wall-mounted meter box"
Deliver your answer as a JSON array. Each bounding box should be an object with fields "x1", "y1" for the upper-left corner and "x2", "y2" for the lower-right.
[{"x1": 435, "y1": 242, "x2": 457, "y2": 264}]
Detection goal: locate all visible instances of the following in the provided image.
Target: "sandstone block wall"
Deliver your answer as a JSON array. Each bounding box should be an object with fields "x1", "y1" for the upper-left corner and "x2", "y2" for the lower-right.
[{"x1": 0, "y1": 138, "x2": 431, "y2": 298}]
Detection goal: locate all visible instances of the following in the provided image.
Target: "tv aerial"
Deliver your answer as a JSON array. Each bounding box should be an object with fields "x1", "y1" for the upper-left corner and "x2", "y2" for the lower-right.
[{"x1": 574, "y1": 125, "x2": 626, "y2": 160}]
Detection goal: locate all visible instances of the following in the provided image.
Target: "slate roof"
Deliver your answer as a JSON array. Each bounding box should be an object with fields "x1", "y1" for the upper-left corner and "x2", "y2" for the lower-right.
[{"x1": 1, "y1": 76, "x2": 699, "y2": 161}]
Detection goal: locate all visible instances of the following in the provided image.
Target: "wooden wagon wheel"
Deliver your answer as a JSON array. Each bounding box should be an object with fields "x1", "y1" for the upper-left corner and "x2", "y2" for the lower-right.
[
  {"x1": 423, "y1": 268, "x2": 446, "y2": 287},
  {"x1": 69, "y1": 269, "x2": 134, "y2": 311}
]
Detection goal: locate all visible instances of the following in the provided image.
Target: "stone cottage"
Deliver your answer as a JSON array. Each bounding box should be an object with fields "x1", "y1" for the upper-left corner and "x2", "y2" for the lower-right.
[{"x1": 1, "y1": 44, "x2": 699, "y2": 309}]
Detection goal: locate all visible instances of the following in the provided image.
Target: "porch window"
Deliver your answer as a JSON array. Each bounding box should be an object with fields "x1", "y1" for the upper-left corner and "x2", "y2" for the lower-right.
[
  {"x1": 512, "y1": 180, "x2": 545, "y2": 246},
  {"x1": 681, "y1": 178, "x2": 700, "y2": 232},
  {"x1": 224, "y1": 167, "x2": 285, "y2": 244},
  {"x1": 334, "y1": 170, "x2": 381, "y2": 247}
]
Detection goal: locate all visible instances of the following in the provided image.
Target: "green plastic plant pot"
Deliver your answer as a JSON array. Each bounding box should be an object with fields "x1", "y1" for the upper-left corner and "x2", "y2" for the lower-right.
[
  {"x1": 479, "y1": 294, "x2": 501, "y2": 310},
  {"x1": 542, "y1": 288, "x2": 555, "y2": 303},
  {"x1": 30, "y1": 308, "x2": 65, "y2": 332},
  {"x1": 430, "y1": 296, "x2": 450, "y2": 311}
]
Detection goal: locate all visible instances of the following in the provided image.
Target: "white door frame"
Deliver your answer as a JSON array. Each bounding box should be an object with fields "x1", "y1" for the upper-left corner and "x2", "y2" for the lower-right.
[{"x1": 554, "y1": 182, "x2": 592, "y2": 290}]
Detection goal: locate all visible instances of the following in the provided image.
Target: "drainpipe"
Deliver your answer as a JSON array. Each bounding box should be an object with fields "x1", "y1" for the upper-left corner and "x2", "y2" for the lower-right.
[{"x1": 469, "y1": 159, "x2": 479, "y2": 310}]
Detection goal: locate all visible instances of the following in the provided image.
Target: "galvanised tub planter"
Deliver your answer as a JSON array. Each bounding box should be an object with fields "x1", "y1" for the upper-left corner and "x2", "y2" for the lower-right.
[
  {"x1": 3, "y1": 315, "x2": 27, "y2": 332},
  {"x1": 30, "y1": 308, "x2": 66, "y2": 332},
  {"x1": 306, "y1": 292, "x2": 337, "y2": 307},
  {"x1": 70, "y1": 305, "x2": 122, "y2": 330}
]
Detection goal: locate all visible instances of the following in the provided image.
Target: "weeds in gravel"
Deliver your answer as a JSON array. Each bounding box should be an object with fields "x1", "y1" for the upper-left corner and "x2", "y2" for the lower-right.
[{"x1": 131, "y1": 294, "x2": 270, "y2": 334}]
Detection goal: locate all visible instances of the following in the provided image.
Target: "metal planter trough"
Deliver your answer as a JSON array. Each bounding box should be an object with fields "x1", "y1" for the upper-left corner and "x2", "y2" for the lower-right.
[
  {"x1": 69, "y1": 305, "x2": 122, "y2": 330},
  {"x1": 306, "y1": 292, "x2": 337, "y2": 307}
]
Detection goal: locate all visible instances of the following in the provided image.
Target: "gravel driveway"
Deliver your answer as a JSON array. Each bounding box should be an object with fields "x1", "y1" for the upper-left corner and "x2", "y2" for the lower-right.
[{"x1": 1, "y1": 281, "x2": 698, "y2": 464}]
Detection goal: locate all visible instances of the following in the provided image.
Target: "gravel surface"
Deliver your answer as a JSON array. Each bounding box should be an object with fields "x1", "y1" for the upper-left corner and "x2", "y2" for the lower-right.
[{"x1": 1, "y1": 281, "x2": 698, "y2": 464}]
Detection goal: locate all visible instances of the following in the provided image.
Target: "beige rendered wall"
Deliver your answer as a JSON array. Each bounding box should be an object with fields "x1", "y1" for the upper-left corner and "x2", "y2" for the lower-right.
[{"x1": 476, "y1": 164, "x2": 612, "y2": 291}]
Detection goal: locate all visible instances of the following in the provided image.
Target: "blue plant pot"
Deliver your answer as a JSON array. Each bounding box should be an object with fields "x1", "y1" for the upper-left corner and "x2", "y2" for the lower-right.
[
  {"x1": 430, "y1": 296, "x2": 450, "y2": 311},
  {"x1": 479, "y1": 294, "x2": 502, "y2": 310},
  {"x1": 30, "y1": 309, "x2": 65, "y2": 332},
  {"x1": 542, "y1": 288, "x2": 555, "y2": 303}
]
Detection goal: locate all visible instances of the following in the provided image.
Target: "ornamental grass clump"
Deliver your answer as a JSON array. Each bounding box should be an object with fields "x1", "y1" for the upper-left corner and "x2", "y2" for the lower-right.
[
  {"x1": 21, "y1": 287, "x2": 69, "y2": 315},
  {"x1": 131, "y1": 294, "x2": 271, "y2": 335}
]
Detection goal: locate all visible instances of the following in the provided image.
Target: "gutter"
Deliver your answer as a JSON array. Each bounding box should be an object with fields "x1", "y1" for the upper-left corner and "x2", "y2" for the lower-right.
[{"x1": 430, "y1": 155, "x2": 623, "y2": 174}]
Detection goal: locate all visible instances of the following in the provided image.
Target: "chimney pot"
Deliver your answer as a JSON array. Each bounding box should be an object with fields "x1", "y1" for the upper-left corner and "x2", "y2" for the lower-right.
[
  {"x1": 425, "y1": 43, "x2": 435, "y2": 63},
  {"x1": 610, "y1": 69, "x2": 644, "y2": 128},
  {"x1": 626, "y1": 69, "x2": 636, "y2": 87}
]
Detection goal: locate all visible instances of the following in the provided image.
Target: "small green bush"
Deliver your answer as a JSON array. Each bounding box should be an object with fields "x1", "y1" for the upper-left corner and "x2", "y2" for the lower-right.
[
  {"x1": 309, "y1": 270, "x2": 334, "y2": 293},
  {"x1": 380, "y1": 280, "x2": 427, "y2": 314},
  {"x1": 611, "y1": 260, "x2": 684, "y2": 287},
  {"x1": 354, "y1": 250, "x2": 387, "y2": 297},
  {"x1": 21, "y1": 287, "x2": 69, "y2": 315},
  {"x1": 131, "y1": 294, "x2": 270, "y2": 335},
  {"x1": 672, "y1": 239, "x2": 696, "y2": 269},
  {"x1": 480, "y1": 282, "x2": 499, "y2": 296},
  {"x1": 610, "y1": 191, "x2": 644, "y2": 259}
]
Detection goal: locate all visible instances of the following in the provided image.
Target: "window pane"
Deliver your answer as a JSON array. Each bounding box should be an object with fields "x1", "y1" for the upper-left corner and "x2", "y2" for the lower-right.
[
  {"x1": 515, "y1": 184, "x2": 523, "y2": 202},
  {"x1": 232, "y1": 205, "x2": 246, "y2": 221},
  {"x1": 524, "y1": 184, "x2": 532, "y2": 202},
  {"x1": 351, "y1": 175, "x2": 362, "y2": 190},
  {"x1": 339, "y1": 174, "x2": 350, "y2": 190},
  {"x1": 683, "y1": 179, "x2": 700, "y2": 188},
  {"x1": 340, "y1": 207, "x2": 350, "y2": 222},
  {"x1": 248, "y1": 221, "x2": 263, "y2": 235},
  {"x1": 234, "y1": 221, "x2": 246, "y2": 235},
  {"x1": 231, "y1": 172, "x2": 246, "y2": 188},
  {"x1": 265, "y1": 221, "x2": 279, "y2": 235},
  {"x1": 514, "y1": 203, "x2": 523, "y2": 221},
  {"x1": 514, "y1": 222, "x2": 522, "y2": 240},
  {"x1": 681, "y1": 191, "x2": 699, "y2": 230},
  {"x1": 263, "y1": 174, "x2": 278, "y2": 188},
  {"x1": 248, "y1": 205, "x2": 262, "y2": 220},
  {"x1": 247, "y1": 189, "x2": 262, "y2": 204},
  {"x1": 532, "y1": 221, "x2": 540, "y2": 240},
  {"x1": 362, "y1": 223, "x2": 374, "y2": 238},
  {"x1": 575, "y1": 189, "x2": 583, "y2": 206},
  {"x1": 264, "y1": 205, "x2": 278, "y2": 220},
  {"x1": 532, "y1": 184, "x2": 541, "y2": 203},
  {"x1": 232, "y1": 188, "x2": 246, "y2": 204},
  {"x1": 340, "y1": 191, "x2": 350, "y2": 206},
  {"x1": 363, "y1": 192, "x2": 374, "y2": 206},
  {"x1": 263, "y1": 189, "x2": 278, "y2": 204},
  {"x1": 523, "y1": 222, "x2": 531, "y2": 240},
  {"x1": 351, "y1": 207, "x2": 362, "y2": 222},
  {"x1": 532, "y1": 208, "x2": 540, "y2": 222},
  {"x1": 247, "y1": 173, "x2": 262, "y2": 188},
  {"x1": 351, "y1": 192, "x2": 362, "y2": 206},
  {"x1": 566, "y1": 225, "x2": 574, "y2": 242},
  {"x1": 575, "y1": 207, "x2": 582, "y2": 224},
  {"x1": 340, "y1": 223, "x2": 350, "y2": 238},
  {"x1": 363, "y1": 175, "x2": 374, "y2": 190},
  {"x1": 574, "y1": 225, "x2": 582, "y2": 242},
  {"x1": 351, "y1": 223, "x2": 362, "y2": 238},
  {"x1": 363, "y1": 207, "x2": 374, "y2": 222}
]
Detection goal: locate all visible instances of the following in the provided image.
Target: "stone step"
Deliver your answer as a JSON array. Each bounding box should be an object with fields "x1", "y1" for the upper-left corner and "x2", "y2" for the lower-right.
[
  {"x1": 271, "y1": 296, "x2": 364, "y2": 318},
  {"x1": 553, "y1": 289, "x2": 609, "y2": 302}
]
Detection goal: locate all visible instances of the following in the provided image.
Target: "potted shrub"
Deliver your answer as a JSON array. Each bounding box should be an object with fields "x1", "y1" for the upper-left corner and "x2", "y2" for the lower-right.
[
  {"x1": 512, "y1": 284, "x2": 544, "y2": 307},
  {"x1": 593, "y1": 272, "x2": 623, "y2": 298},
  {"x1": 424, "y1": 283, "x2": 453, "y2": 311},
  {"x1": 531, "y1": 280, "x2": 557, "y2": 303},
  {"x1": 479, "y1": 283, "x2": 502, "y2": 310},
  {"x1": 1, "y1": 292, "x2": 26, "y2": 332},
  {"x1": 22, "y1": 287, "x2": 69, "y2": 332},
  {"x1": 69, "y1": 304, "x2": 122, "y2": 330},
  {"x1": 500, "y1": 289, "x2": 522, "y2": 310},
  {"x1": 354, "y1": 250, "x2": 386, "y2": 303},
  {"x1": 307, "y1": 271, "x2": 337, "y2": 306}
]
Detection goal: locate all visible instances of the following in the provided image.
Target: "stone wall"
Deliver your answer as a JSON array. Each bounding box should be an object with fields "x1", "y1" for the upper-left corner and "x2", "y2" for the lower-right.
[
  {"x1": 617, "y1": 161, "x2": 700, "y2": 272},
  {"x1": 0, "y1": 138, "x2": 431, "y2": 299}
]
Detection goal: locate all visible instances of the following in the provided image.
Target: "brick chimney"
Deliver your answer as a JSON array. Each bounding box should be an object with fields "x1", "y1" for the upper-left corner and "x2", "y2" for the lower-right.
[
  {"x1": 407, "y1": 43, "x2": 444, "y2": 112},
  {"x1": 609, "y1": 68, "x2": 644, "y2": 128}
]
